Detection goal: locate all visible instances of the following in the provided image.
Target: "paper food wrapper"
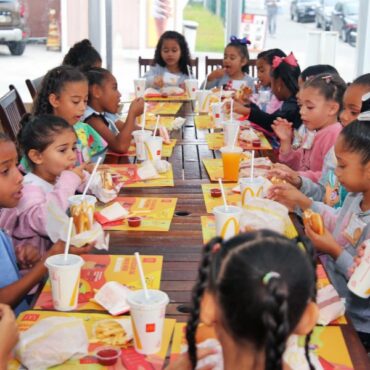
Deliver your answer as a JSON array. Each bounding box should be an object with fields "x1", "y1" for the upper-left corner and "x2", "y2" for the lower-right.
[
  {"x1": 89, "y1": 170, "x2": 122, "y2": 204},
  {"x1": 239, "y1": 157, "x2": 272, "y2": 178},
  {"x1": 172, "y1": 117, "x2": 186, "y2": 130},
  {"x1": 15, "y1": 316, "x2": 88, "y2": 370},
  {"x1": 317, "y1": 284, "x2": 345, "y2": 326},
  {"x1": 137, "y1": 160, "x2": 171, "y2": 180},
  {"x1": 95, "y1": 202, "x2": 129, "y2": 226},
  {"x1": 45, "y1": 201, "x2": 108, "y2": 250},
  {"x1": 196, "y1": 339, "x2": 224, "y2": 370}
]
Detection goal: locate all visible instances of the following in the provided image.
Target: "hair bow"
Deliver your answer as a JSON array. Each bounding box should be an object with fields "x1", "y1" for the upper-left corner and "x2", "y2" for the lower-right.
[
  {"x1": 272, "y1": 52, "x2": 298, "y2": 69},
  {"x1": 321, "y1": 75, "x2": 333, "y2": 84},
  {"x1": 230, "y1": 35, "x2": 251, "y2": 45}
]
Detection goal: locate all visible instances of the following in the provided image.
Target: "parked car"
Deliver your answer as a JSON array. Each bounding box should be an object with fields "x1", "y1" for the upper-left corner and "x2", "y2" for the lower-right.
[
  {"x1": 331, "y1": 1, "x2": 358, "y2": 44},
  {"x1": 290, "y1": 0, "x2": 319, "y2": 22},
  {"x1": 315, "y1": 0, "x2": 336, "y2": 30},
  {"x1": 0, "y1": 0, "x2": 27, "y2": 55}
]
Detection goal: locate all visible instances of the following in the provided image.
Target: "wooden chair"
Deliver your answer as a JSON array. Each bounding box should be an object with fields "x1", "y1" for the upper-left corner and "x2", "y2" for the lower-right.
[
  {"x1": 0, "y1": 85, "x2": 26, "y2": 141},
  {"x1": 138, "y1": 57, "x2": 199, "y2": 79},
  {"x1": 25, "y1": 78, "x2": 37, "y2": 100},
  {"x1": 205, "y1": 57, "x2": 258, "y2": 78}
]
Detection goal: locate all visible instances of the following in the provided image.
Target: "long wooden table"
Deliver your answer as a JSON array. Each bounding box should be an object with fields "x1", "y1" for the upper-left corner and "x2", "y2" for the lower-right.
[{"x1": 102, "y1": 109, "x2": 370, "y2": 369}]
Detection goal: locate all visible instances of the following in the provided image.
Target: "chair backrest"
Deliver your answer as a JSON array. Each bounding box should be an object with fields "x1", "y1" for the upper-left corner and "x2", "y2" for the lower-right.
[
  {"x1": 25, "y1": 78, "x2": 37, "y2": 100},
  {"x1": 205, "y1": 57, "x2": 258, "y2": 79},
  {"x1": 0, "y1": 86, "x2": 26, "y2": 141},
  {"x1": 138, "y1": 57, "x2": 199, "y2": 79}
]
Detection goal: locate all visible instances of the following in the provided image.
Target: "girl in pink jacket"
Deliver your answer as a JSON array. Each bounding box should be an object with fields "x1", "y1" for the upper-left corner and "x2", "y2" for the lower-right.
[
  {"x1": 0, "y1": 114, "x2": 88, "y2": 258},
  {"x1": 272, "y1": 73, "x2": 346, "y2": 182}
]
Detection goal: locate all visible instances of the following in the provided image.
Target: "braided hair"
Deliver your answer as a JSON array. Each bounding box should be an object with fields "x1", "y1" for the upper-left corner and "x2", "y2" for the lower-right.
[
  {"x1": 271, "y1": 58, "x2": 301, "y2": 97},
  {"x1": 33, "y1": 65, "x2": 87, "y2": 115},
  {"x1": 186, "y1": 230, "x2": 317, "y2": 370},
  {"x1": 84, "y1": 67, "x2": 111, "y2": 104},
  {"x1": 153, "y1": 30, "x2": 192, "y2": 76},
  {"x1": 62, "y1": 39, "x2": 102, "y2": 70}
]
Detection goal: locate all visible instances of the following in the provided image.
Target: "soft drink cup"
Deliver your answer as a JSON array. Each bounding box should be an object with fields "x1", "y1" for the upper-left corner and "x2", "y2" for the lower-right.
[
  {"x1": 185, "y1": 79, "x2": 198, "y2": 100},
  {"x1": 134, "y1": 78, "x2": 146, "y2": 98},
  {"x1": 45, "y1": 254, "x2": 84, "y2": 311},
  {"x1": 132, "y1": 130, "x2": 152, "y2": 161},
  {"x1": 348, "y1": 241, "x2": 370, "y2": 298},
  {"x1": 223, "y1": 120, "x2": 240, "y2": 147},
  {"x1": 220, "y1": 146, "x2": 243, "y2": 182},
  {"x1": 144, "y1": 136, "x2": 163, "y2": 161},
  {"x1": 196, "y1": 89, "x2": 211, "y2": 113},
  {"x1": 210, "y1": 102, "x2": 224, "y2": 128},
  {"x1": 213, "y1": 205, "x2": 243, "y2": 240},
  {"x1": 127, "y1": 289, "x2": 169, "y2": 355},
  {"x1": 258, "y1": 90, "x2": 271, "y2": 105},
  {"x1": 68, "y1": 195, "x2": 97, "y2": 232},
  {"x1": 239, "y1": 177, "x2": 265, "y2": 206}
]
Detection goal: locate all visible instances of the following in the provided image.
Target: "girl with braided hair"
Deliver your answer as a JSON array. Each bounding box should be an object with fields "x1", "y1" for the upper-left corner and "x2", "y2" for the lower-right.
[
  {"x1": 32, "y1": 65, "x2": 107, "y2": 167},
  {"x1": 167, "y1": 230, "x2": 318, "y2": 370}
]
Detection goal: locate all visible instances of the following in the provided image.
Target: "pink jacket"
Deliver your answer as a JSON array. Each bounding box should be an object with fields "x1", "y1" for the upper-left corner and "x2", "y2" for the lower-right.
[
  {"x1": 279, "y1": 122, "x2": 342, "y2": 182},
  {"x1": 0, "y1": 171, "x2": 84, "y2": 257}
]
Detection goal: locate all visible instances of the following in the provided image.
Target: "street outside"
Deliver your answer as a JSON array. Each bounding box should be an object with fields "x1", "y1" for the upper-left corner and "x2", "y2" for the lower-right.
[{"x1": 0, "y1": 7, "x2": 357, "y2": 104}]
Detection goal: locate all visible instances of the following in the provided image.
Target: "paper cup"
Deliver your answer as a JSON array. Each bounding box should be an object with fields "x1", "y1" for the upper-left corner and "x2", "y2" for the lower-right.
[
  {"x1": 134, "y1": 78, "x2": 146, "y2": 98},
  {"x1": 132, "y1": 130, "x2": 152, "y2": 161},
  {"x1": 196, "y1": 89, "x2": 211, "y2": 113},
  {"x1": 45, "y1": 254, "x2": 84, "y2": 311},
  {"x1": 220, "y1": 146, "x2": 243, "y2": 182},
  {"x1": 213, "y1": 205, "x2": 243, "y2": 240},
  {"x1": 127, "y1": 289, "x2": 169, "y2": 355},
  {"x1": 68, "y1": 195, "x2": 97, "y2": 234},
  {"x1": 210, "y1": 102, "x2": 224, "y2": 128},
  {"x1": 223, "y1": 120, "x2": 240, "y2": 147},
  {"x1": 144, "y1": 136, "x2": 163, "y2": 161},
  {"x1": 239, "y1": 177, "x2": 265, "y2": 206},
  {"x1": 348, "y1": 241, "x2": 370, "y2": 298},
  {"x1": 185, "y1": 79, "x2": 198, "y2": 100}
]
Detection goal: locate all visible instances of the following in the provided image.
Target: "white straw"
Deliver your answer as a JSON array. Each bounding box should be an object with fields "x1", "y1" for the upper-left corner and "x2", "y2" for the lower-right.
[
  {"x1": 230, "y1": 99, "x2": 234, "y2": 122},
  {"x1": 250, "y1": 150, "x2": 255, "y2": 181},
  {"x1": 63, "y1": 217, "x2": 74, "y2": 262},
  {"x1": 204, "y1": 74, "x2": 208, "y2": 91},
  {"x1": 218, "y1": 178, "x2": 228, "y2": 210},
  {"x1": 153, "y1": 115, "x2": 160, "y2": 137},
  {"x1": 219, "y1": 85, "x2": 223, "y2": 102},
  {"x1": 141, "y1": 103, "x2": 147, "y2": 131},
  {"x1": 81, "y1": 156, "x2": 102, "y2": 199},
  {"x1": 232, "y1": 125, "x2": 239, "y2": 149},
  {"x1": 187, "y1": 65, "x2": 192, "y2": 76},
  {"x1": 135, "y1": 252, "x2": 150, "y2": 300}
]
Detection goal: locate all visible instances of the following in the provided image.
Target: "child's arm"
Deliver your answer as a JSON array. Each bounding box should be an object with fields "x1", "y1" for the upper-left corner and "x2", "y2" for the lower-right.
[
  {"x1": 202, "y1": 68, "x2": 226, "y2": 89},
  {"x1": 85, "y1": 99, "x2": 144, "y2": 153},
  {"x1": 0, "y1": 304, "x2": 18, "y2": 370},
  {"x1": 0, "y1": 241, "x2": 91, "y2": 308}
]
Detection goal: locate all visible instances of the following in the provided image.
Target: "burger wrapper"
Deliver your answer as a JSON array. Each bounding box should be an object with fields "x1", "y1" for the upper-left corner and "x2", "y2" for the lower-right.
[
  {"x1": 45, "y1": 201, "x2": 109, "y2": 250},
  {"x1": 317, "y1": 284, "x2": 345, "y2": 326},
  {"x1": 15, "y1": 317, "x2": 88, "y2": 370},
  {"x1": 89, "y1": 171, "x2": 122, "y2": 204}
]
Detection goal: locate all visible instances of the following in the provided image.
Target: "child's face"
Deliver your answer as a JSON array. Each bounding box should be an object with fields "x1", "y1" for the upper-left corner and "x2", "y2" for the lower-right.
[
  {"x1": 334, "y1": 135, "x2": 370, "y2": 193},
  {"x1": 31, "y1": 129, "x2": 77, "y2": 179},
  {"x1": 50, "y1": 81, "x2": 88, "y2": 125},
  {"x1": 99, "y1": 74, "x2": 121, "y2": 114},
  {"x1": 299, "y1": 86, "x2": 339, "y2": 130},
  {"x1": 223, "y1": 46, "x2": 247, "y2": 78},
  {"x1": 160, "y1": 39, "x2": 181, "y2": 69},
  {"x1": 0, "y1": 141, "x2": 23, "y2": 208},
  {"x1": 257, "y1": 58, "x2": 271, "y2": 87},
  {"x1": 340, "y1": 84, "x2": 369, "y2": 127}
]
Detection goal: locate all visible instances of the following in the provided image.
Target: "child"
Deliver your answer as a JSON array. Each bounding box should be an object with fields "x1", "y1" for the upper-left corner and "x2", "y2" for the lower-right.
[
  {"x1": 253, "y1": 48, "x2": 286, "y2": 113},
  {"x1": 203, "y1": 36, "x2": 254, "y2": 91},
  {"x1": 298, "y1": 64, "x2": 338, "y2": 88},
  {"x1": 168, "y1": 231, "x2": 318, "y2": 370},
  {"x1": 0, "y1": 115, "x2": 87, "y2": 257},
  {"x1": 32, "y1": 65, "x2": 107, "y2": 165},
  {"x1": 62, "y1": 39, "x2": 102, "y2": 71},
  {"x1": 0, "y1": 303, "x2": 18, "y2": 369},
  {"x1": 144, "y1": 30, "x2": 193, "y2": 89},
  {"x1": 0, "y1": 133, "x2": 90, "y2": 315},
  {"x1": 269, "y1": 74, "x2": 370, "y2": 209},
  {"x1": 272, "y1": 73, "x2": 346, "y2": 182},
  {"x1": 231, "y1": 52, "x2": 302, "y2": 131},
  {"x1": 83, "y1": 67, "x2": 144, "y2": 154}
]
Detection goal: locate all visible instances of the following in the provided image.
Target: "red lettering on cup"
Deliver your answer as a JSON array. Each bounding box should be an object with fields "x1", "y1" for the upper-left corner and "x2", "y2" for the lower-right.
[{"x1": 146, "y1": 323, "x2": 156, "y2": 332}]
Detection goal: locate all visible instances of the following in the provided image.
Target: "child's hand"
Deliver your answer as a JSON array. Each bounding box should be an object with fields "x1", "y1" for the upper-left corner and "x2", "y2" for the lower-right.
[
  {"x1": 15, "y1": 245, "x2": 41, "y2": 269},
  {"x1": 305, "y1": 223, "x2": 342, "y2": 258},
  {"x1": 208, "y1": 68, "x2": 225, "y2": 82},
  {"x1": 153, "y1": 75, "x2": 164, "y2": 88},
  {"x1": 165, "y1": 347, "x2": 218, "y2": 370},
  {"x1": 0, "y1": 303, "x2": 19, "y2": 363},
  {"x1": 272, "y1": 119, "x2": 293, "y2": 142},
  {"x1": 70, "y1": 163, "x2": 87, "y2": 180},
  {"x1": 268, "y1": 163, "x2": 302, "y2": 188},
  {"x1": 128, "y1": 98, "x2": 144, "y2": 117},
  {"x1": 348, "y1": 243, "x2": 367, "y2": 276},
  {"x1": 224, "y1": 100, "x2": 250, "y2": 116},
  {"x1": 267, "y1": 183, "x2": 310, "y2": 211}
]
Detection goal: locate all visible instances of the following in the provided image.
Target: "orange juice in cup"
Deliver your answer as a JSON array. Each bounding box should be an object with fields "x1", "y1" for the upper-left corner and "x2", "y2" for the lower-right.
[{"x1": 220, "y1": 146, "x2": 243, "y2": 181}]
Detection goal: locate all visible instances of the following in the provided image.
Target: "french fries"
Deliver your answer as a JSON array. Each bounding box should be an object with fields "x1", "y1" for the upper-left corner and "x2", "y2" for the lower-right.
[{"x1": 92, "y1": 319, "x2": 130, "y2": 347}]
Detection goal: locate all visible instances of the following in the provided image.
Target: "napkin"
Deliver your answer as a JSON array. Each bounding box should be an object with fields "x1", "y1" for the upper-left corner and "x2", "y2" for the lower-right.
[
  {"x1": 89, "y1": 170, "x2": 122, "y2": 203},
  {"x1": 172, "y1": 117, "x2": 186, "y2": 130},
  {"x1": 95, "y1": 202, "x2": 129, "y2": 226},
  {"x1": 317, "y1": 284, "x2": 345, "y2": 325}
]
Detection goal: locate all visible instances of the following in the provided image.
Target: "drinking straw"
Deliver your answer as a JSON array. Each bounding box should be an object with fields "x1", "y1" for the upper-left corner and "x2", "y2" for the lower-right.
[
  {"x1": 135, "y1": 252, "x2": 150, "y2": 300},
  {"x1": 250, "y1": 150, "x2": 255, "y2": 181},
  {"x1": 219, "y1": 85, "x2": 223, "y2": 102},
  {"x1": 63, "y1": 217, "x2": 74, "y2": 262},
  {"x1": 187, "y1": 65, "x2": 192, "y2": 76},
  {"x1": 141, "y1": 103, "x2": 147, "y2": 131},
  {"x1": 81, "y1": 156, "x2": 102, "y2": 199},
  {"x1": 153, "y1": 115, "x2": 160, "y2": 137},
  {"x1": 231, "y1": 125, "x2": 239, "y2": 149},
  {"x1": 230, "y1": 99, "x2": 234, "y2": 122},
  {"x1": 203, "y1": 74, "x2": 208, "y2": 91},
  {"x1": 218, "y1": 178, "x2": 228, "y2": 210}
]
